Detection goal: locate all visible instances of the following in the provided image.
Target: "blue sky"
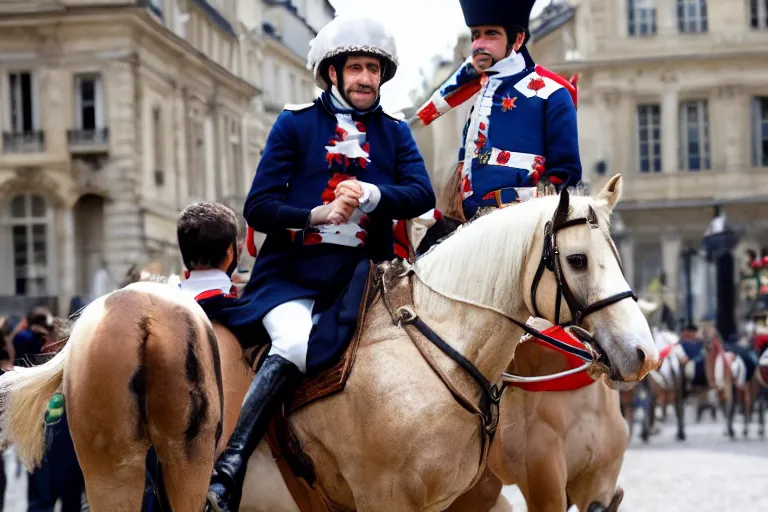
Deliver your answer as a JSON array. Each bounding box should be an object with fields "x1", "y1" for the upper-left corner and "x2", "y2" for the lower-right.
[{"x1": 328, "y1": 0, "x2": 552, "y2": 111}]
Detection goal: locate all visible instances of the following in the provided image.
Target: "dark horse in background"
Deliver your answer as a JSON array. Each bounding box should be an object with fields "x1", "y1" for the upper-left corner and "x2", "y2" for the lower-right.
[
  {"x1": 722, "y1": 332, "x2": 767, "y2": 439},
  {"x1": 622, "y1": 321, "x2": 731, "y2": 443}
]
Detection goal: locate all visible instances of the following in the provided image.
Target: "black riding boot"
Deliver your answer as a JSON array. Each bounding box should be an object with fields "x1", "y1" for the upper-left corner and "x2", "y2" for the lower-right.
[{"x1": 206, "y1": 354, "x2": 302, "y2": 512}]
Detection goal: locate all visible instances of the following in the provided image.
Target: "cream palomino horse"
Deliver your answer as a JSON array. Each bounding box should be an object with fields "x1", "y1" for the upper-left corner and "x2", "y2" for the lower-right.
[{"x1": 0, "y1": 175, "x2": 657, "y2": 511}]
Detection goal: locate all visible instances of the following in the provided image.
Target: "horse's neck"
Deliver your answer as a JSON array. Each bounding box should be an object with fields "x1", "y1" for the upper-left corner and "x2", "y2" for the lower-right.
[
  {"x1": 511, "y1": 341, "x2": 571, "y2": 377},
  {"x1": 412, "y1": 280, "x2": 525, "y2": 389}
]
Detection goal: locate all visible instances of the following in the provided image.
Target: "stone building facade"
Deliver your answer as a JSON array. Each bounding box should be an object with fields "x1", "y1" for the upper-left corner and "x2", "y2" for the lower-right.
[{"x1": 0, "y1": 0, "x2": 331, "y2": 315}]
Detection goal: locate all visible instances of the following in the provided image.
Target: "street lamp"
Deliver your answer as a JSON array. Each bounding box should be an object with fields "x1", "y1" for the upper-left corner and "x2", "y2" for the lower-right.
[
  {"x1": 701, "y1": 206, "x2": 741, "y2": 343},
  {"x1": 681, "y1": 247, "x2": 698, "y2": 329}
]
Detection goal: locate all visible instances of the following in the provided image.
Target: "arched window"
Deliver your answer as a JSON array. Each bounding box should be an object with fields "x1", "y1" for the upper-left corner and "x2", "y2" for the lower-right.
[{"x1": 7, "y1": 194, "x2": 49, "y2": 296}]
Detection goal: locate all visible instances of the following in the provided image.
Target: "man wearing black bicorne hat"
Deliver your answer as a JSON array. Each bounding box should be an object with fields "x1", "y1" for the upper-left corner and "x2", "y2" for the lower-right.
[{"x1": 417, "y1": 0, "x2": 582, "y2": 221}]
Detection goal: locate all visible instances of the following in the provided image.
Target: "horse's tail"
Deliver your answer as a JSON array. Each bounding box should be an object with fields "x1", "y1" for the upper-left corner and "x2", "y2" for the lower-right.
[{"x1": 0, "y1": 339, "x2": 71, "y2": 469}]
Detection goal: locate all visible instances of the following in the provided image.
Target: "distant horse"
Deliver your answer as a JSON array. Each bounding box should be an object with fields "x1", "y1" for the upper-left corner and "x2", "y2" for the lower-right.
[
  {"x1": 720, "y1": 337, "x2": 766, "y2": 439},
  {"x1": 625, "y1": 326, "x2": 731, "y2": 443}
]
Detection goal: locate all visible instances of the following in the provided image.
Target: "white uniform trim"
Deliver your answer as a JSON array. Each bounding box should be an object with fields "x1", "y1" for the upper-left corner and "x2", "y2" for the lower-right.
[
  {"x1": 487, "y1": 148, "x2": 540, "y2": 170},
  {"x1": 284, "y1": 102, "x2": 315, "y2": 111},
  {"x1": 513, "y1": 72, "x2": 564, "y2": 100},
  {"x1": 179, "y1": 269, "x2": 232, "y2": 297}
]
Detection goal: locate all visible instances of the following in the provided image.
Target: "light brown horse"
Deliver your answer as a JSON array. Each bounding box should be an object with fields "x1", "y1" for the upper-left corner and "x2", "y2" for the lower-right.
[
  {"x1": 0, "y1": 176, "x2": 658, "y2": 511},
  {"x1": 448, "y1": 336, "x2": 628, "y2": 512}
]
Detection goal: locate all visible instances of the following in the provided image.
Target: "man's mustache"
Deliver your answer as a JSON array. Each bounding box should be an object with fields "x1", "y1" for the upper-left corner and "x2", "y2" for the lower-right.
[
  {"x1": 472, "y1": 48, "x2": 493, "y2": 58},
  {"x1": 349, "y1": 86, "x2": 375, "y2": 93}
]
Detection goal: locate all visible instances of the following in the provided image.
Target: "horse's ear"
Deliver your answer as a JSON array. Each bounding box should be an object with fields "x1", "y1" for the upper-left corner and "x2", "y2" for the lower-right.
[
  {"x1": 553, "y1": 188, "x2": 570, "y2": 225},
  {"x1": 597, "y1": 174, "x2": 622, "y2": 211}
]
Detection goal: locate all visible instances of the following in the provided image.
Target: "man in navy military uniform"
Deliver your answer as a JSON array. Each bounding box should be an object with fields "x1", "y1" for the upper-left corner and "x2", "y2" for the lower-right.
[
  {"x1": 205, "y1": 15, "x2": 435, "y2": 511},
  {"x1": 417, "y1": 0, "x2": 582, "y2": 221}
]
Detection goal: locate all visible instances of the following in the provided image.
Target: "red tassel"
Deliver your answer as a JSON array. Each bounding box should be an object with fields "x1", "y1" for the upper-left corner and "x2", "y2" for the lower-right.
[
  {"x1": 246, "y1": 226, "x2": 258, "y2": 257},
  {"x1": 417, "y1": 102, "x2": 440, "y2": 126}
]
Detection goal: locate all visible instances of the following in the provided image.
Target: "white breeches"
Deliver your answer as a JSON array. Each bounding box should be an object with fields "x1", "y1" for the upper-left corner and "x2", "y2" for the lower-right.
[{"x1": 263, "y1": 299, "x2": 316, "y2": 374}]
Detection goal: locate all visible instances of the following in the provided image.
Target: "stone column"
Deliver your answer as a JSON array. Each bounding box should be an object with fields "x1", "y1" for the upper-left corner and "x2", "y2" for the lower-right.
[
  {"x1": 661, "y1": 230, "x2": 683, "y2": 311},
  {"x1": 214, "y1": 107, "x2": 225, "y2": 201},
  {"x1": 59, "y1": 207, "x2": 77, "y2": 315},
  {"x1": 656, "y1": 0, "x2": 678, "y2": 35},
  {"x1": 601, "y1": 91, "x2": 620, "y2": 176},
  {"x1": 103, "y1": 60, "x2": 146, "y2": 276},
  {"x1": 661, "y1": 84, "x2": 679, "y2": 173},
  {"x1": 716, "y1": 85, "x2": 747, "y2": 172},
  {"x1": 173, "y1": 85, "x2": 187, "y2": 208},
  {"x1": 240, "y1": 116, "x2": 249, "y2": 196},
  {"x1": 204, "y1": 113, "x2": 216, "y2": 201}
]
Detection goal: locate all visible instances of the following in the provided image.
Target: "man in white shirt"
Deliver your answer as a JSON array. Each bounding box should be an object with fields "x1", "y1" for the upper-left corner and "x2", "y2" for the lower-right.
[{"x1": 177, "y1": 202, "x2": 239, "y2": 305}]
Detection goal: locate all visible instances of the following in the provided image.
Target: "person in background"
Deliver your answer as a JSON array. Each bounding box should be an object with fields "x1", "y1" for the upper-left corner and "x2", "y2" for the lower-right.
[
  {"x1": 12, "y1": 307, "x2": 55, "y2": 368},
  {"x1": 8, "y1": 307, "x2": 85, "y2": 512}
]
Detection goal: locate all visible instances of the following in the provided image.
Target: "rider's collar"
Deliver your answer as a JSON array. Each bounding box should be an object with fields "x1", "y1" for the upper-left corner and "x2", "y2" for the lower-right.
[
  {"x1": 484, "y1": 51, "x2": 526, "y2": 79},
  {"x1": 180, "y1": 269, "x2": 232, "y2": 296}
]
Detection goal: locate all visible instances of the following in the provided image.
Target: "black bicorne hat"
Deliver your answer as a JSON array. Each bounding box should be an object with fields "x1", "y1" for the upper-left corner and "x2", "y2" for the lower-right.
[{"x1": 458, "y1": 0, "x2": 537, "y2": 44}]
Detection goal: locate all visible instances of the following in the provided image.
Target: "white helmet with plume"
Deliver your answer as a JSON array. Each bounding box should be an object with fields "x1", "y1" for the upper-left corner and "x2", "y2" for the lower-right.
[{"x1": 307, "y1": 15, "x2": 398, "y2": 90}]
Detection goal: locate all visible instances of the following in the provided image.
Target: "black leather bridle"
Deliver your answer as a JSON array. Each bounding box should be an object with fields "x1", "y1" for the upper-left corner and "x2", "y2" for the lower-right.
[
  {"x1": 398, "y1": 190, "x2": 638, "y2": 433},
  {"x1": 530, "y1": 190, "x2": 637, "y2": 327}
]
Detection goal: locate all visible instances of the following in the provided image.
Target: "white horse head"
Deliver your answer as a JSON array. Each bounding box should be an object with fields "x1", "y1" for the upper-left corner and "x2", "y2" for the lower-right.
[{"x1": 415, "y1": 174, "x2": 658, "y2": 387}]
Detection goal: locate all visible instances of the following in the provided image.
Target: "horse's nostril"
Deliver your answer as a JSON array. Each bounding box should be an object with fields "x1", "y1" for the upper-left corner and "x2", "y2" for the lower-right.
[{"x1": 636, "y1": 347, "x2": 646, "y2": 365}]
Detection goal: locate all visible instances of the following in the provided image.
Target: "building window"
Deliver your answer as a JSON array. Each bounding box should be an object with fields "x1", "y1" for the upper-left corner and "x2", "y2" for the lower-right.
[
  {"x1": 8, "y1": 194, "x2": 49, "y2": 296},
  {"x1": 628, "y1": 0, "x2": 657, "y2": 36},
  {"x1": 8, "y1": 71, "x2": 36, "y2": 133},
  {"x1": 752, "y1": 0, "x2": 768, "y2": 29},
  {"x1": 753, "y1": 97, "x2": 768, "y2": 167},
  {"x1": 152, "y1": 107, "x2": 164, "y2": 186},
  {"x1": 74, "y1": 74, "x2": 103, "y2": 131},
  {"x1": 637, "y1": 104, "x2": 661, "y2": 172},
  {"x1": 679, "y1": 100, "x2": 710, "y2": 171},
  {"x1": 677, "y1": 0, "x2": 708, "y2": 33},
  {"x1": 4, "y1": 71, "x2": 44, "y2": 153}
]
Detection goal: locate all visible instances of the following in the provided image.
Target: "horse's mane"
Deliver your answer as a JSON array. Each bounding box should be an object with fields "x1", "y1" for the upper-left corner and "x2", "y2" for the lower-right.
[{"x1": 415, "y1": 189, "x2": 610, "y2": 317}]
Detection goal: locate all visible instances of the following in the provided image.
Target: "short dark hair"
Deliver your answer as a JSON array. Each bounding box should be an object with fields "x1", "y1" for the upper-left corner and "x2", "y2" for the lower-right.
[{"x1": 177, "y1": 202, "x2": 238, "y2": 271}]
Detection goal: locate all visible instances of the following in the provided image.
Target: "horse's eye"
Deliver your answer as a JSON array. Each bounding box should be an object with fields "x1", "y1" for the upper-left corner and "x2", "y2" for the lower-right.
[{"x1": 567, "y1": 254, "x2": 588, "y2": 271}]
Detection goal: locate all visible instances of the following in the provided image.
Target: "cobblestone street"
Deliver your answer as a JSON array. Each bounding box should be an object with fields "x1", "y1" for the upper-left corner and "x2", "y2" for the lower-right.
[{"x1": 502, "y1": 405, "x2": 768, "y2": 511}]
